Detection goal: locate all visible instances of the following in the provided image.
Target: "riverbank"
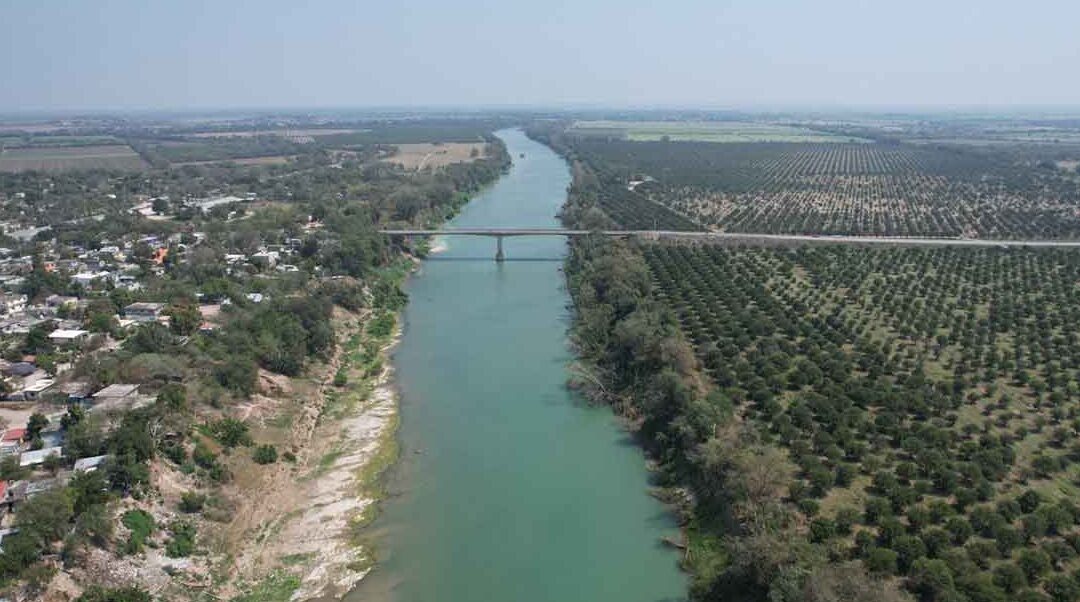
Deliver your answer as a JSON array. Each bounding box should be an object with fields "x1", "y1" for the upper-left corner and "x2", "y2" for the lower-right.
[
  {"x1": 213, "y1": 295, "x2": 404, "y2": 600},
  {"x1": 41, "y1": 301, "x2": 407, "y2": 602},
  {"x1": 258, "y1": 323, "x2": 401, "y2": 600},
  {"x1": 217, "y1": 141, "x2": 516, "y2": 601}
]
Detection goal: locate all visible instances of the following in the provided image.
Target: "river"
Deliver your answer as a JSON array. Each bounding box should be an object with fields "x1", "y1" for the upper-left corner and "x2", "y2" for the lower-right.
[{"x1": 350, "y1": 129, "x2": 686, "y2": 602}]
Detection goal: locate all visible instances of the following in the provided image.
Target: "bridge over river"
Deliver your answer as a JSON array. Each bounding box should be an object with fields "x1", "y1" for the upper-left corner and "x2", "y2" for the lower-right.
[{"x1": 379, "y1": 228, "x2": 1080, "y2": 261}]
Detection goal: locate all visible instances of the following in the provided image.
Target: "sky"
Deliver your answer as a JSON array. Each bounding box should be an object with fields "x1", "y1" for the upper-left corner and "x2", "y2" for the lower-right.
[{"x1": 2, "y1": 0, "x2": 1079, "y2": 112}]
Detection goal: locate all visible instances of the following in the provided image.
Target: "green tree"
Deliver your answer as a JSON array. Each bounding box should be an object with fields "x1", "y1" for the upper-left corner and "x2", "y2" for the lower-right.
[
  {"x1": 69, "y1": 469, "x2": 110, "y2": 514},
  {"x1": 909, "y1": 557, "x2": 955, "y2": 600},
  {"x1": 156, "y1": 383, "x2": 186, "y2": 410},
  {"x1": 26, "y1": 412, "x2": 49, "y2": 440},
  {"x1": 1017, "y1": 549, "x2": 1052, "y2": 583},
  {"x1": 167, "y1": 302, "x2": 201, "y2": 336},
  {"x1": 16, "y1": 487, "x2": 74, "y2": 547},
  {"x1": 993, "y1": 562, "x2": 1028, "y2": 594},
  {"x1": 1045, "y1": 575, "x2": 1080, "y2": 602},
  {"x1": 866, "y1": 548, "x2": 899, "y2": 575}
]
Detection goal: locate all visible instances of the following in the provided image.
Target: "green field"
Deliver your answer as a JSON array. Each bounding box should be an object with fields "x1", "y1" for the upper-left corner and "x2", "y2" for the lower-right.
[{"x1": 568, "y1": 120, "x2": 866, "y2": 143}]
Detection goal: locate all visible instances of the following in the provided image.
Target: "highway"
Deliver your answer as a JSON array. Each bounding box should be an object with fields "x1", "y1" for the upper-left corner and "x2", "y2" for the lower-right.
[{"x1": 378, "y1": 229, "x2": 1080, "y2": 248}]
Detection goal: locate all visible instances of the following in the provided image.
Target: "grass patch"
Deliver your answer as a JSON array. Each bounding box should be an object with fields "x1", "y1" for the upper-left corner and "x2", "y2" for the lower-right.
[
  {"x1": 279, "y1": 552, "x2": 315, "y2": 566},
  {"x1": 121, "y1": 509, "x2": 155, "y2": 555},
  {"x1": 229, "y1": 570, "x2": 301, "y2": 602}
]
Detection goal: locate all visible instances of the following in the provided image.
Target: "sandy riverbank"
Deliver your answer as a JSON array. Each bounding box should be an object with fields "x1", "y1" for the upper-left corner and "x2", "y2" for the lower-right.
[
  {"x1": 219, "y1": 315, "x2": 403, "y2": 601},
  {"x1": 283, "y1": 360, "x2": 399, "y2": 600}
]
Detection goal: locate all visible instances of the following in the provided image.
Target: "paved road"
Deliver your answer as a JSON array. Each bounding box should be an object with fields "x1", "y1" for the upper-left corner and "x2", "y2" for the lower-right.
[{"x1": 379, "y1": 229, "x2": 1080, "y2": 248}]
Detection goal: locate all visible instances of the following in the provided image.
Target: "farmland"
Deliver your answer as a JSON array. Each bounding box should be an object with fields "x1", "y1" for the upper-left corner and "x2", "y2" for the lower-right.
[
  {"x1": 380, "y1": 142, "x2": 488, "y2": 170},
  {"x1": 659, "y1": 244, "x2": 1080, "y2": 599},
  {"x1": 556, "y1": 136, "x2": 1080, "y2": 238},
  {"x1": 0, "y1": 144, "x2": 147, "y2": 172},
  {"x1": 168, "y1": 155, "x2": 296, "y2": 168},
  {"x1": 188, "y1": 128, "x2": 364, "y2": 139},
  {"x1": 568, "y1": 120, "x2": 864, "y2": 143},
  {"x1": 569, "y1": 237, "x2": 1080, "y2": 602},
  {"x1": 554, "y1": 115, "x2": 1080, "y2": 602},
  {"x1": 127, "y1": 118, "x2": 509, "y2": 166}
]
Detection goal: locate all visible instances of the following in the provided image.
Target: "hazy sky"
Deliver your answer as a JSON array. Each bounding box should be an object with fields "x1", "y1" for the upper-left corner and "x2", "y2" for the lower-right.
[{"x1": 2, "y1": 0, "x2": 1078, "y2": 112}]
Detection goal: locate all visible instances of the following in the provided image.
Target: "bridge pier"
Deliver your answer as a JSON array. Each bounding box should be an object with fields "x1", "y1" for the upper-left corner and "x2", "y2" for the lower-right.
[{"x1": 495, "y1": 235, "x2": 505, "y2": 262}]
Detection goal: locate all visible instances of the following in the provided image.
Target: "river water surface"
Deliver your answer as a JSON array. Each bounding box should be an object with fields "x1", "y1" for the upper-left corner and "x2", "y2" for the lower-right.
[{"x1": 351, "y1": 129, "x2": 685, "y2": 602}]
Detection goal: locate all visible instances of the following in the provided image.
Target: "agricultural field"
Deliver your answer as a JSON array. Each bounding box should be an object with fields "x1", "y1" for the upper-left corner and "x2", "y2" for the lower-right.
[
  {"x1": 169, "y1": 155, "x2": 296, "y2": 168},
  {"x1": 642, "y1": 243, "x2": 1080, "y2": 600},
  {"x1": 133, "y1": 137, "x2": 311, "y2": 166},
  {"x1": 131, "y1": 118, "x2": 508, "y2": 166},
  {"x1": 187, "y1": 128, "x2": 364, "y2": 139},
  {"x1": 380, "y1": 142, "x2": 488, "y2": 170},
  {"x1": 568, "y1": 139, "x2": 1080, "y2": 238},
  {"x1": 0, "y1": 144, "x2": 147, "y2": 172},
  {"x1": 0, "y1": 134, "x2": 123, "y2": 148},
  {"x1": 568, "y1": 120, "x2": 864, "y2": 143}
]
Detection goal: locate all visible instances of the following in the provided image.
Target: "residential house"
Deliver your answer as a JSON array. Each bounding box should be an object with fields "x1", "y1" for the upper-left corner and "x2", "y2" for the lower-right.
[
  {"x1": 98, "y1": 245, "x2": 121, "y2": 259},
  {"x1": 73, "y1": 455, "x2": 107, "y2": 473},
  {"x1": 0, "y1": 294, "x2": 27, "y2": 317},
  {"x1": 114, "y1": 274, "x2": 142, "y2": 291},
  {"x1": 18, "y1": 378, "x2": 55, "y2": 402},
  {"x1": 250, "y1": 250, "x2": 279, "y2": 269},
  {"x1": 0, "y1": 429, "x2": 25, "y2": 456},
  {"x1": 196, "y1": 195, "x2": 245, "y2": 213},
  {"x1": 123, "y1": 302, "x2": 164, "y2": 322},
  {"x1": 19, "y1": 446, "x2": 62, "y2": 467},
  {"x1": 59, "y1": 381, "x2": 93, "y2": 404},
  {"x1": 90, "y1": 383, "x2": 148, "y2": 412},
  {"x1": 71, "y1": 272, "x2": 111, "y2": 288},
  {"x1": 47, "y1": 329, "x2": 89, "y2": 347}
]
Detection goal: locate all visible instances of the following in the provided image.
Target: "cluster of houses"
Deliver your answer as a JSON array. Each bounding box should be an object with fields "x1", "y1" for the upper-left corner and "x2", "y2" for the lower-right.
[
  {"x1": 0, "y1": 228, "x2": 300, "y2": 365},
  {"x1": 0, "y1": 183, "x2": 324, "y2": 558},
  {"x1": 129, "y1": 192, "x2": 259, "y2": 221},
  {"x1": 0, "y1": 384, "x2": 147, "y2": 539},
  {"x1": 0, "y1": 299, "x2": 170, "y2": 402},
  {"x1": 0, "y1": 235, "x2": 172, "y2": 300}
]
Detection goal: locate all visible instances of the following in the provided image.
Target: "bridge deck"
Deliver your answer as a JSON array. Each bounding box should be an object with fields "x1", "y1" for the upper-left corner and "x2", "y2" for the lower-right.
[{"x1": 378, "y1": 229, "x2": 1080, "y2": 248}]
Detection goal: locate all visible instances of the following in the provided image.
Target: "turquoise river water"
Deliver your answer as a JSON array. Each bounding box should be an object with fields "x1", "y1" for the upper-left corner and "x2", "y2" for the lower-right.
[{"x1": 349, "y1": 129, "x2": 686, "y2": 602}]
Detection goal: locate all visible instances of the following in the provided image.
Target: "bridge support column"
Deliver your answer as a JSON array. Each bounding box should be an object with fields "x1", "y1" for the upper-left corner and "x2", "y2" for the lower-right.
[{"x1": 495, "y1": 235, "x2": 505, "y2": 262}]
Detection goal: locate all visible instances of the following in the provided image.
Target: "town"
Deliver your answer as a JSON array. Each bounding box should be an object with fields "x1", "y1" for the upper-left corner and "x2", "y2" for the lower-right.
[{"x1": 0, "y1": 114, "x2": 511, "y2": 600}]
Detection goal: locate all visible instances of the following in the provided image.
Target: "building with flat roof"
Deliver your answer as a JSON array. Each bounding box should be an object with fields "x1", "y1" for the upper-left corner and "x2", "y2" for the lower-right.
[
  {"x1": 48, "y1": 329, "x2": 89, "y2": 346},
  {"x1": 123, "y1": 302, "x2": 164, "y2": 322}
]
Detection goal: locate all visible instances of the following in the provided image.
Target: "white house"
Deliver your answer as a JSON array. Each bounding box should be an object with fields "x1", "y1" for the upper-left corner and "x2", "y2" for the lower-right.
[{"x1": 48, "y1": 329, "x2": 89, "y2": 346}]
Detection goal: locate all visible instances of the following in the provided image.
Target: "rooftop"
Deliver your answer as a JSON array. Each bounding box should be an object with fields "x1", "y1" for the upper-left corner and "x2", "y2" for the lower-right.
[
  {"x1": 19, "y1": 447, "x2": 62, "y2": 467},
  {"x1": 73, "y1": 454, "x2": 107, "y2": 472},
  {"x1": 93, "y1": 383, "x2": 139, "y2": 398},
  {"x1": 48, "y1": 329, "x2": 89, "y2": 340}
]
